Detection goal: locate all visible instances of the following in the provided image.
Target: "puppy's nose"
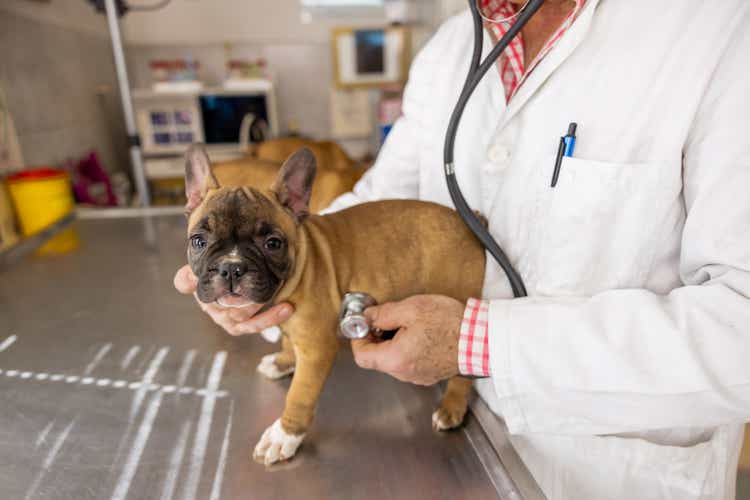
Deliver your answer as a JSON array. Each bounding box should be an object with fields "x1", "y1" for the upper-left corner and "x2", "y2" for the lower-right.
[{"x1": 219, "y1": 262, "x2": 247, "y2": 284}]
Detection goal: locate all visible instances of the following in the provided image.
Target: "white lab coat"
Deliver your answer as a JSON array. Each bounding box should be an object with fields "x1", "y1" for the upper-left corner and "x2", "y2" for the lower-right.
[{"x1": 325, "y1": 1, "x2": 750, "y2": 498}]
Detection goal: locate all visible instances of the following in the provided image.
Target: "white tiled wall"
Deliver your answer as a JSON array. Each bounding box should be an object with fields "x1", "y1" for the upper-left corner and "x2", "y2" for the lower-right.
[{"x1": 0, "y1": 7, "x2": 128, "y2": 174}]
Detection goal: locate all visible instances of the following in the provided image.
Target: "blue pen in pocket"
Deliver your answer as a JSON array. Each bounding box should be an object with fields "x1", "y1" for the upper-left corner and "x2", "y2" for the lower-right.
[
  {"x1": 551, "y1": 122, "x2": 577, "y2": 187},
  {"x1": 563, "y1": 123, "x2": 577, "y2": 157}
]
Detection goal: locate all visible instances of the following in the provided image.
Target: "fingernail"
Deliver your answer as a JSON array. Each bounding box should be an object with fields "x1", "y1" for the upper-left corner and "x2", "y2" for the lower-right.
[{"x1": 277, "y1": 304, "x2": 293, "y2": 320}]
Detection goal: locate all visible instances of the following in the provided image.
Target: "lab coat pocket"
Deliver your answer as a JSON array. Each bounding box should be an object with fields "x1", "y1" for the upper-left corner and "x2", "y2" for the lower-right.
[
  {"x1": 534, "y1": 156, "x2": 675, "y2": 295},
  {"x1": 510, "y1": 430, "x2": 718, "y2": 500},
  {"x1": 590, "y1": 433, "x2": 717, "y2": 499}
]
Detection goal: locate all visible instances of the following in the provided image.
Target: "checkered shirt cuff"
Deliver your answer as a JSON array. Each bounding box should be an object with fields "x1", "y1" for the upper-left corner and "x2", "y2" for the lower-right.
[{"x1": 458, "y1": 298, "x2": 490, "y2": 377}]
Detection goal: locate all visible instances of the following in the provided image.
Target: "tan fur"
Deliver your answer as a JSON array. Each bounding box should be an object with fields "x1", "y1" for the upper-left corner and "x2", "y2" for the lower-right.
[
  {"x1": 251, "y1": 137, "x2": 358, "y2": 171},
  {"x1": 254, "y1": 197, "x2": 483, "y2": 438},
  {"x1": 188, "y1": 154, "x2": 485, "y2": 463},
  {"x1": 273, "y1": 335, "x2": 297, "y2": 373},
  {"x1": 434, "y1": 377, "x2": 474, "y2": 430}
]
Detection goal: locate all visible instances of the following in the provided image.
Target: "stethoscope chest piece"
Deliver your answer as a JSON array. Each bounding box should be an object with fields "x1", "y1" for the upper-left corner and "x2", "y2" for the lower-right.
[{"x1": 338, "y1": 292, "x2": 377, "y2": 339}]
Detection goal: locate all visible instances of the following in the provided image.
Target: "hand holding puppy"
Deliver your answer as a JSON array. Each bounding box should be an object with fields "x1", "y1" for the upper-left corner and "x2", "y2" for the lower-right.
[
  {"x1": 173, "y1": 265, "x2": 294, "y2": 336},
  {"x1": 352, "y1": 295, "x2": 463, "y2": 386}
]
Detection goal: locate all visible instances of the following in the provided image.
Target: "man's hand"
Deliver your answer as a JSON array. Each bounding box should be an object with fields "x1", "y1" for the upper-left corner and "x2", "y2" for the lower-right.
[
  {"x1": 351, "y1": 295, "x2": 463, "y2": 386},
  {"x1": 173, "y1": 265, "x2": 293, "y2": 336}
]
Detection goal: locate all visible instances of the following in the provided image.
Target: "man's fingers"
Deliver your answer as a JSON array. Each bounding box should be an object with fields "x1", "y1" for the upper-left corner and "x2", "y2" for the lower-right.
[
  {"x1": 187, "y1": 286, "x2": 293, "y2": 336},
  {"x1": 351, "y1": 337, "x2": 380, "y2": 370},
  {"x1": 351, "y1": 336, "x2": 398, "y2": 371},
  {"x1": 214, "y1": 315, "x2": 239, "y2": 336},
  {"x1": 235, "y1": 303, "x2": 294, "y2": 335},
  {"x1": 228, "y1": 308, "x2": 255, "y2": 323},
  {"x1": 174, "y1": 265, "x2": 198, "y2": 295},
  {"x1": 364, "y1": 300, "x2": 416, "y2": 332}
]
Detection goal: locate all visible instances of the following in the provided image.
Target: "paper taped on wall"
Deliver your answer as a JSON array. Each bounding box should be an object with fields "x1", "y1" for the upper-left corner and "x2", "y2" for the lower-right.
[
  {"x1": 330, "y1": 88, "x2": 373, "y2": 139},
  {"x1": 0, "y1": 86, "x2": 24, "y2": 174}
]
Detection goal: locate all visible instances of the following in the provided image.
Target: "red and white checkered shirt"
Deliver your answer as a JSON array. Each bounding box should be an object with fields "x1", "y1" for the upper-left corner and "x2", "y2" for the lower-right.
[
  {"x1": 458, "y1": 0, "x2": 586, "y2": 377},
  {"x1": 458, "y1": 298, "x2": 490, "y2": 376},
  {"x1": 480, "y1": 0, "x2": 587, "y2": 102}
]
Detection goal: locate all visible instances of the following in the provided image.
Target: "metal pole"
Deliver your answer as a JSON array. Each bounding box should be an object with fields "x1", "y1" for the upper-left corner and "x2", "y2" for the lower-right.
[{"x1": 103, "y1": 0, "x2": 151, "y2": 206}]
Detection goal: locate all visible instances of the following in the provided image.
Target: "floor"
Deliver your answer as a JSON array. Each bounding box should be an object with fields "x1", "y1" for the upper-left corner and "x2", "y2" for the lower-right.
[{"x1": 0, "y1": 215, "x2": 502, "y2": 500}]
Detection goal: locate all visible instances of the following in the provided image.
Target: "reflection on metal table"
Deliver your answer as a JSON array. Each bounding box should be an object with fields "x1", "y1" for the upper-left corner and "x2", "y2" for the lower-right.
[{"x1": 0, "y1": 213, "x2": 544, "y2": 500}]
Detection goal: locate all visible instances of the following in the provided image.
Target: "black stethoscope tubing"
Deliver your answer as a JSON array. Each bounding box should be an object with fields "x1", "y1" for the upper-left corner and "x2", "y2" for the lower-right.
[{"x1": 443, "y1": 0, "x2": 546, "y2": 298}]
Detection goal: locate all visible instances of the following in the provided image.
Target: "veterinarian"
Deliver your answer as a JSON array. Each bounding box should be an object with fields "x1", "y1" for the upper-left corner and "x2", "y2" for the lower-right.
[{"x1": 175, "y1": 1, "x2": 750, "y2": 498}]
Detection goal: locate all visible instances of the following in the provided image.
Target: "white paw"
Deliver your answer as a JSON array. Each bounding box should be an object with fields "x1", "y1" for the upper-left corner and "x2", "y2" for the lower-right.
[
  {"x1": 260, "y1": 326, "x2": 282, "y2": 343},
  {"x1": 253, "y1": 419, "x2": 305, "y2": 465},
  {"x1": 432, "y1": 408, "x2": 462, "y2": 431},
  {"x1": 432, "y1": 410, "x2": 448, "y2": 430},
  {"x1": 256, "y1": 354, "x2": 295, "y2": 380}
]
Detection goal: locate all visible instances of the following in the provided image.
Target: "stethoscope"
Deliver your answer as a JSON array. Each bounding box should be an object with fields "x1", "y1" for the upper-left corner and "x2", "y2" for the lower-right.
[
  {"x1": 444, "y1": 0, "x2": 546, "y2": 299},
  {"x1": 339, "y1": 0, "x2": 546, "y2": 339}
]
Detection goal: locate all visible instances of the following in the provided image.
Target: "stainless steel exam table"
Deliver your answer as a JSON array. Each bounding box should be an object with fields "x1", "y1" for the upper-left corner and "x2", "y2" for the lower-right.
[{"x1": 0, "y1": 211, "x2": 544, "y2": 500}]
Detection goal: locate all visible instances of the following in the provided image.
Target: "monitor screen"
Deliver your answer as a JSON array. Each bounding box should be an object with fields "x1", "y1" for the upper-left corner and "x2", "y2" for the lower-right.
[
  {"x1": 199, "y1": 95, "x2": 269, "y2": 144},
  {"x1": 354, "y1": 29, "x2": 385, "y2": 75}
]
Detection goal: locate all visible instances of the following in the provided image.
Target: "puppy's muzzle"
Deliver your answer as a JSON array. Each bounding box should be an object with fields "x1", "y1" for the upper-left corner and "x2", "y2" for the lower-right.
[{"x1": 218, "y1": 261, "x2": 247, "y2": 291}]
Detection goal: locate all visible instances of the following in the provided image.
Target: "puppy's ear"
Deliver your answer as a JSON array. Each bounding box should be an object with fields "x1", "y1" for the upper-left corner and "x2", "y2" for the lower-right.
[
  {"x1": 185, "y1": 144, "x2": 219, "y2": 213},
  {"x1": 272, "y1": 148, "x2": 317, "y2": 221}
]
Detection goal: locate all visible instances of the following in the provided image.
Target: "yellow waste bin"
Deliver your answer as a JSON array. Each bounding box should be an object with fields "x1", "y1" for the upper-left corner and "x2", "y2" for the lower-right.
[{"x1": 7, "y1": 167, "x2": 79, "y2": 255}]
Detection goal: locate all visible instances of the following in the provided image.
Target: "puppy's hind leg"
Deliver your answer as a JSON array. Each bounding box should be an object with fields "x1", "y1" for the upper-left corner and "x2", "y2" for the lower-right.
[
  {"x1": 433, "y1": 376, "x2": 473, "y2": 431},
  {"x1": 257, "y1": 335, "x2": 296, "y2": 380}
]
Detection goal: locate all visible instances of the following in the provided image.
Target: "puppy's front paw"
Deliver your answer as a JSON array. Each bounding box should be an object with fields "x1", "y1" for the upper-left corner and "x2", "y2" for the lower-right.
[
  {"x1": 257, "y1": 353, "x2": 295, "y2": 380},
  {"x1": 253, "y1": 419, "x2": 305, "y2": 466},
  {"x1": 260, "y1": 326, "x2": 282, "y2": 343},
  {"x1": 432, "y1": 405, "x2": 467, "y2": 431}
]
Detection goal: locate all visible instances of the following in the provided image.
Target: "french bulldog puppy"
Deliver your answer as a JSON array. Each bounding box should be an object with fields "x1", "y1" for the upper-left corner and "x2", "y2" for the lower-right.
[{"x1": 184, "y1": 145, "x2": 486, "y2": 465}]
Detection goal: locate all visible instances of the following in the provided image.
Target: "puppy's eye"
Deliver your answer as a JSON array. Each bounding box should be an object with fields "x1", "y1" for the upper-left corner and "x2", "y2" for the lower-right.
[
  {"x1": 264, "y1": 237, "x2": 283, "y2": 251},
  {"x1": 191, "y1": 235, "x2": 207, "y2": 250}
]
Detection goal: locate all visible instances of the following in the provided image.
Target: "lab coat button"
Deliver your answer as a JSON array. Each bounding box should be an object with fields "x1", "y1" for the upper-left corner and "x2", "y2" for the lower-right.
[{"x1": 488, "y1": 144, "x2": 511, "y2": 165}]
